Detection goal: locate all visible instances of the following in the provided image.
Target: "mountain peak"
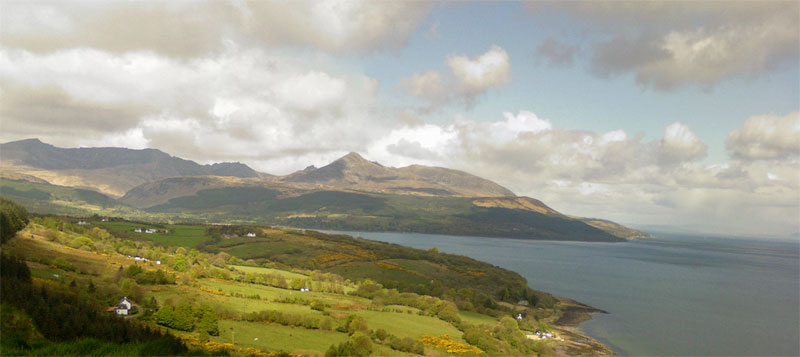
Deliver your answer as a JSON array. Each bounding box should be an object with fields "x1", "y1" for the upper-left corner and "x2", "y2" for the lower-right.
[
  {"x1": 4, "y1": 138, "x2": 48, "y2": 147},
  {"x1": 337, "y1": 152, "x2": 368, "y2": 163}
]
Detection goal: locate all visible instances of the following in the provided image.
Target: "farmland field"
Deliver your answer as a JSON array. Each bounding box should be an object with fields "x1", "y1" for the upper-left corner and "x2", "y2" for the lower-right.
[
  {"x1": 214, "y1": 320, "x2": 348, "y2": 354},
  {"x1": 93, "y1": 220, "x2": 209, "y2": 248},
  {"x1": 230, "y1": 265, "x2": 309, "y2": 280}
]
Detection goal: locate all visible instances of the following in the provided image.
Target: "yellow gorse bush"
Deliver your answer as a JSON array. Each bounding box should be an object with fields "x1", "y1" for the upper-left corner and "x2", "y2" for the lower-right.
[
  {"x1": 198, "y1": 286, "x2": 226, "y2": 295},
  {"x1": 180, "y1": 335, "x2": 295, "y2": 357},
  {"x1": 417, "y1": 334, "x2": 484, "y2": 354},
  {"x1": 375, "y1": 261, "x2": 428, "y2": 278}
]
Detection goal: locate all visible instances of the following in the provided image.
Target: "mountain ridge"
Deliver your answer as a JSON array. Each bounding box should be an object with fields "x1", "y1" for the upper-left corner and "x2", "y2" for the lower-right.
[
  {"x1": 1, "y1": 138, "x2": 265, "y2": 197},
  {"x1": 1, "y1": 139, "x2": 650, "y2": 241},
  {"x1": 282, "y1": 152, "x2": 516, "y2": 198}
]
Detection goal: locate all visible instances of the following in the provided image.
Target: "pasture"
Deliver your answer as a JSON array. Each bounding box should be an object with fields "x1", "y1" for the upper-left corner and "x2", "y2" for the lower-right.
[{"x1": 93, "y1": 220, "x2": 209, "y2": 248}]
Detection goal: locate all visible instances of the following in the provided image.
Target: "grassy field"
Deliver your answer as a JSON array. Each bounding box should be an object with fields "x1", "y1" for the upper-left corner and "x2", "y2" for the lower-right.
[
  {"x1": 230, "y1": 265, "x2": 309, "y2": 280},
  {"x1": 458, "y1": 311, "x2": 498, "y2": 326},
  {"x1": 197, "y1": 278, "x2": 368, "y2": 310},
  {"x1": 355, "y1": 310, "x2": 464, "y2": 341},
  {"x1": 214, "y1": 320, "x2": 348, "y2": 354},
  {"x1": 93, "y1": 220, "x2": 209, "y2": 248}
]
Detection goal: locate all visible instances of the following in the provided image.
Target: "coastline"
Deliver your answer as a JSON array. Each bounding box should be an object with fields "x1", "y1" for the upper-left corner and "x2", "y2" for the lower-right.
[
  {"x1": 551, "y1": 298, "x2": 614, "y2": 355},
  {"x1": 321, "y1": 229, "x2": 618, "y2": 355}
]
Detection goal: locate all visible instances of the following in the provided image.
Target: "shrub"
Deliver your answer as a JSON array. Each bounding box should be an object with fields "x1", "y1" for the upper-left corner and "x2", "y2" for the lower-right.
[
  {"x1": 320, "y1": 317, "x2": 335, "y2": 331},
  {"x1": 350, "y1": 332, "x2": 373, "y2": 356},
  {"x1": 52, "y1": 257, "x2": 76, "y2": 272},
  {"x1": 345, "y1": 315, "x2": 368, "y2": 335},
  {"x1": 310, "y1": 300, "x2": 326, "y2": 311}
]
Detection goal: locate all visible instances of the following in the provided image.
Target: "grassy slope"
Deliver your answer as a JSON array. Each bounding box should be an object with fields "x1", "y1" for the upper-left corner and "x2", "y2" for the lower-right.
[
  {"x1": 5, "y1": 220, "x2": 548, "y2": 356},
  {"x1": 93, "y1": 220, "x2": 208, "y2": 248},
  {"x1": 3, "y1": 177, "x2": 630, "y2": 242},
  {"x1": 148, "y1": 188, "x2": 622, "y2": 242},
  {"x1": 0, "y1": 178, "x2": 141, "y2": 217}
]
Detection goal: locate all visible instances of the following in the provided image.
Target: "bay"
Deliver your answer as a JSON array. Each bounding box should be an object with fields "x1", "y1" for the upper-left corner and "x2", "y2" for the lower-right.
[{"x1": 325, "y1": 230, "x2": 800, "y2": 356}]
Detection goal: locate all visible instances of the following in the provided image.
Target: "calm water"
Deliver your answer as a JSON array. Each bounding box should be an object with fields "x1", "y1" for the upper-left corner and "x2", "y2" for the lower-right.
[{"x1": 326, "y1": 230, "x2": 800, "y2": 356}]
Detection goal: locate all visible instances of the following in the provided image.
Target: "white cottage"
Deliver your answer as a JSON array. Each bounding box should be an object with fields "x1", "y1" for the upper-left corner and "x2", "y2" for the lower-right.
[
  {"x1": 246, "y1": 232, "x2": 256, "y2": 238},
  {"x1": 114, "y1": 297, "x2": 133, "y2": 316}
]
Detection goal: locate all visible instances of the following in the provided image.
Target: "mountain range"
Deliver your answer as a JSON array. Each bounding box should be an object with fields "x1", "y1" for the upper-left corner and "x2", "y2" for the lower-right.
[{"x1": 0, "y1": 138, "x2": 650, "y2": 241}]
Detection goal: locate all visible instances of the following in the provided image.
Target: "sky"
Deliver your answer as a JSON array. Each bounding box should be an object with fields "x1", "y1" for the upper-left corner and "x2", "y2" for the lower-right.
[{"x1": 0, "y1": 1, "x2": 798, "y2": 238}]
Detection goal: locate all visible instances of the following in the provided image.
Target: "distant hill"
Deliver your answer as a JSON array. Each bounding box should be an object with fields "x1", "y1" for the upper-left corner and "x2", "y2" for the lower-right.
[
  {"x1": 282, "y1": 152, "x2": 516, "y2": 197},
  {"x1": 0, "y1": 138, "x2": 264, "y2": 197},
  {"x1": 1, "y1": 140, "x2": 650, "y2": 242}
]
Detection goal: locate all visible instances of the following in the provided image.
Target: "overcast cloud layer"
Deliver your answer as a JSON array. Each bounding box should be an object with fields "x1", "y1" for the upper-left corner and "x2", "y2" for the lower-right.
[{"x1": 0, "y1": 0, "x2": 797, "y2": 238}]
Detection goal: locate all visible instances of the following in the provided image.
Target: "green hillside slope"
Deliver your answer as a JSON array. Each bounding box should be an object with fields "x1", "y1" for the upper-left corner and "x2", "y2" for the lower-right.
[{"x1": 148, "y1": 188, "x2": 622, "y2": 242}]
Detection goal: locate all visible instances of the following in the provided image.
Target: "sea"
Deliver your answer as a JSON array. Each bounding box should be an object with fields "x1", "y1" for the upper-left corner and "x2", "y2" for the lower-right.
[{"x1": 324, "y1": 230, "x2": 800, "y2": 356}]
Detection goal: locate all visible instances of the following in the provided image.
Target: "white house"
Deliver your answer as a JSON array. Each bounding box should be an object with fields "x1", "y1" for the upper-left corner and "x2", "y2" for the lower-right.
[
  {"x1": 134, "y1": 228, "x2": 143, "y2": 233},
  {"x1": 145, "y1": 228, "x2": 157, "y2": 234},
  {"x1": 114, "y1": 297, "x2": 133, "y2": 316},
  {"x1": 246, "y1": 232, "x2": 256, "y2": 237},
  {"x1": 77, "y1": 220, "x2": 89, "y2": 226},
  {"x1": 516, "y1": 313, "x2": 523, "y2": 320}
]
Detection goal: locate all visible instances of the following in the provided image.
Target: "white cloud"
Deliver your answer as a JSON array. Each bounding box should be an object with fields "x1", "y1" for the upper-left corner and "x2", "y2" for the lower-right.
[
  {"x1": 398, "y1": 45, "x2": 511, "y2": 110},
  {"x1": 726, "y1": 111, "x2": 800, "y2": 160},
  {"x1": 658, "y1": 122, "x2": 707, "y2": 164},
  {"x1": 0, "y1": 0, "x2": 431, "y2": 56},
  {"x1": 0, "y1": 47, "x2": 383, "y2": 173},
  {"x1": 447, "y1": 45, "x2": 510, "y2": 96},
  {"x1": 276, "y1": 71, "x2": 347, "y2": 112}
]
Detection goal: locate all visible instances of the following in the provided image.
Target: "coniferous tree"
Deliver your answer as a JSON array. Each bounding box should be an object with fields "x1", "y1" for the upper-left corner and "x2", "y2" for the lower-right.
[{"x1": 0, "y1": 198, "x2": 29, "y2": 243}]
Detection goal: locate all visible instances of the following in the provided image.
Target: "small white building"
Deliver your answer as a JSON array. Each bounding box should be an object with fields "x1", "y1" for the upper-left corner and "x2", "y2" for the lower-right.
[
  {"x1": 145, "y1": 228, "x2": 157, "y2": 234},
  {"x1": 113, "y1": 297, "x2": 133, "y2": 316},
  {"x1": 134, "y1": 228, "x2": 143, "y2": 233},
  {"x1": 77, "y1": 220, "x2": 89, "y2": 226},
  {"x1": 246, "y1": 232, "x2": 256, "y2": 237},
  {"x1": 516, "y1": 313, "x2": 523, "y2": 320}
]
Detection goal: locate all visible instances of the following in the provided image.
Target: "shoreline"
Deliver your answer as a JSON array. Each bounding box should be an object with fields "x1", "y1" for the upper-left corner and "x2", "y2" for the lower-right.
[{"x1": 551, "y1": 297, "x2": 614, "y2": 355}]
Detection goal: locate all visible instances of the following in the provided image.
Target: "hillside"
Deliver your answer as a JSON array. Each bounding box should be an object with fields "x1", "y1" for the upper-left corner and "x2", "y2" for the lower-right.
[
  {"x1": 0, "y1": 139, "x2": 264, "y2": 197},
  {"x1": 0, "y1": 204, "x2": 612, "y2": 355},
  {"x1": 1, "y1": 140, "x2": 649, "y2": 242}
]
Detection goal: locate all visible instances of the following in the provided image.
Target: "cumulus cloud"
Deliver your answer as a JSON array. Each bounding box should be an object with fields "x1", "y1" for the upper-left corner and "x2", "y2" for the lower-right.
[
  {"x1": 530, "y1": 1, "x2": 799, "y2": 90},
  {"x1": 0, "y1": 0, "x2": 431, "y2": 56},
  {"x1": 447, "y1": 45, "x2": 510, "y2": 96},
  {"x1": 398, "y1": 45, "x2": 510, "y2": 110},
  {"x1": 726, "y1": 112, "x2": 800, "y2": 160},
  {"x1": 0, "y1": 46, "x2": 383, "y2": 173},
  {"x1": 657, "y1": 122, "x2": 707, "y2": 165}
]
